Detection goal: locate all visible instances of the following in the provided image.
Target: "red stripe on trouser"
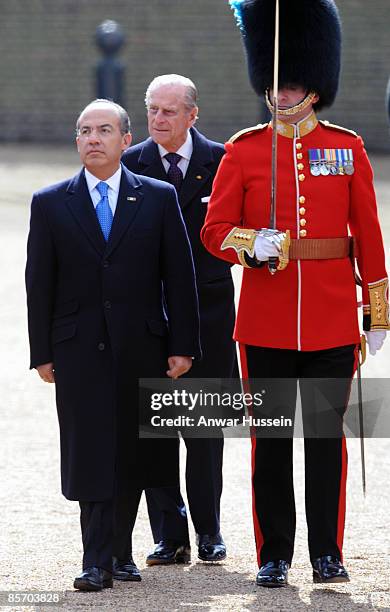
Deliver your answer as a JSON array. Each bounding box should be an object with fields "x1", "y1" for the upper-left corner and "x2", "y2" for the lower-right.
[
  {"x1": 336, "y1": 344, "x2": 359, "y2": 561},
  {"x1": 336, "y1": 435, "x2": 348, "y2": 562},
  {"x1": 239, "y1": 343, "x2": 264, "y2": 567}
]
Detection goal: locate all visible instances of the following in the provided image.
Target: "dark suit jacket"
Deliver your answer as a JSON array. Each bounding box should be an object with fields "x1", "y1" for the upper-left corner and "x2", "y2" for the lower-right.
[
  {"x1": 25, "y1": 164, "x2": 201, "y2": 501},
  {"x1": 122, "y1": 128, "x2": 237, "y2": 378}
]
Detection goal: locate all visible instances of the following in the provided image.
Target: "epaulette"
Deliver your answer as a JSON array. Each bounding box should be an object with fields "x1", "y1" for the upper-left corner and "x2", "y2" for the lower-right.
[
  {"x1": 319, "y1": 120, "x2": 357, "y2": 138},
  {"x1": 229, "y1": 123, "x2": 268, "y2": 143}
]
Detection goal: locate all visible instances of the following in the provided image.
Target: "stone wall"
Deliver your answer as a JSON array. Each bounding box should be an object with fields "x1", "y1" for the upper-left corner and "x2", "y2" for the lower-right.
[{"x1": 0, "y1": 0, "x2": 389, "y2": 151}]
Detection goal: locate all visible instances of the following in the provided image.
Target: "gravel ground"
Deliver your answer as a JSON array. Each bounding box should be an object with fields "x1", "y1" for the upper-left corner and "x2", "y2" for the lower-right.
[{"x1": 0, "y1": 145, "x2": 389, "y2": 611}]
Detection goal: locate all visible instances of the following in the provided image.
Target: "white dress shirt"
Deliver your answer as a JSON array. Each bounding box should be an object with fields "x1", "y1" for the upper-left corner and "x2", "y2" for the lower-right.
[
  {"x1": 84, "y1": 166, "x2": 122, "y2": 216},
  {"x1": 158, "y1": 131, "x2": 193, "y2": 178}
]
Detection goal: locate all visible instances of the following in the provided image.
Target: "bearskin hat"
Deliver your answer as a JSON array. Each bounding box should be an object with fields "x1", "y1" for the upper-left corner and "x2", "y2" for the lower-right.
[{"x1": 230, "y1": 0, "x2": 342, "y2": 111}]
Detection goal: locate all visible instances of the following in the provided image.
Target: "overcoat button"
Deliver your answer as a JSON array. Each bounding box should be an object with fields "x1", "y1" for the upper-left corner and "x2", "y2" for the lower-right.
[{"x1": 98, "y1": 342, "x2": 105, "y2": 351}]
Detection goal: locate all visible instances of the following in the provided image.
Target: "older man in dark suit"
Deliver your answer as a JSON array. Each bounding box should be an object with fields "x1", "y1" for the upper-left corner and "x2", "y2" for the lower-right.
[
  {"x1": 122, "y1": 75, "x2": 237, "y2": 565},
  {"x1": 25, "y1": 99, "x2": 200, "y2": 591}
]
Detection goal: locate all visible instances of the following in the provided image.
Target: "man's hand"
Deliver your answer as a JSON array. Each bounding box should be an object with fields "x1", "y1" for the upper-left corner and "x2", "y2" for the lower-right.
[
  {"x1": 254, "y1": 230, "x2": 285, "y2": 262},
  {"x1": 167, "y1": 356, "x2": 192, "y2": 379},
  {"x1": 36, "y1": 362, "x2": 55, "y2": 383},
  {"x1": 365, "y1": 330, "x2": 387, "y2": 356}
]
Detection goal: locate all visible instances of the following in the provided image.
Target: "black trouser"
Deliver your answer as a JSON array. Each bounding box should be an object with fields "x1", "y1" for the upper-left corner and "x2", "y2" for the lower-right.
[
  {"x1": 146, "y1": 437, "x2": 224, "y2": 543},
  {"x1": 242, "y1": 343, "x2": 356, "y2": 566},
  {"x1": 79, "y1": 487, "x2": 142, "y2": 571}
]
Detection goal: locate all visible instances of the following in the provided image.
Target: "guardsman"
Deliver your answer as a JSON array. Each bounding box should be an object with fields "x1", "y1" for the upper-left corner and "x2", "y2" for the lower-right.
[{"x1": 201, "y1": 0, "x2": 389, "y2": 587}]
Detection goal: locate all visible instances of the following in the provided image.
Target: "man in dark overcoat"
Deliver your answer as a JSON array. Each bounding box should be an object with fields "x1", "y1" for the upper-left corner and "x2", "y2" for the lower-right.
[
  {"x1": 25, "y1": 99, "x2": 201, "y2": 591},
  {"x1": 122, "y1": 74, "x2": 237, "y2": 565}
]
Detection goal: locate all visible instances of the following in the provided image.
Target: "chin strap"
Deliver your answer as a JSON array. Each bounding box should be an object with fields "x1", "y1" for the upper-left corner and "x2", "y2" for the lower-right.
[{"x1": 265, "y1": 90, "x2": 317, "y2": 117}]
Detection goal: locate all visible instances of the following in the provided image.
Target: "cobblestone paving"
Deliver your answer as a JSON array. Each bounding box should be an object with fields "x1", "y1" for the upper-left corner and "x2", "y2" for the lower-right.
[{"x1": 0, "y1": 145, "x2": 389, "y2": 611}]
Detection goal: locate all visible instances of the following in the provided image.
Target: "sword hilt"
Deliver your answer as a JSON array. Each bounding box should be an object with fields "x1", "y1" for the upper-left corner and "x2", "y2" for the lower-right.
[{"x1": 268, "y1": 257, "x2": 278, "y2": 274}]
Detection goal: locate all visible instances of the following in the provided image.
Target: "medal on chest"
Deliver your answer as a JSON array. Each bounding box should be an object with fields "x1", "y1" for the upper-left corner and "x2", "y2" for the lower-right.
[{"x1": 308, "y1": 148, "x2": 354, "y2": 176}]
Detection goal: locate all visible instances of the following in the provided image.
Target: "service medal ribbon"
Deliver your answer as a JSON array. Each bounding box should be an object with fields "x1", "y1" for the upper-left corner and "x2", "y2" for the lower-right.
[
  {"x1": 344, "y1": 148, "x2": 355, "y2": 175},
  {"x1": 320, "y1": 149, "x2": 330, "y2": 175},
  {"x1": 329, "y1": 148, "x2": 338, "y2": 175},
  {"x1": 309, "y1": 149, "x2": 321, "y2": 176},
  {"x1": 336, "y1": 148, "x2": 345, "y2": 175}
]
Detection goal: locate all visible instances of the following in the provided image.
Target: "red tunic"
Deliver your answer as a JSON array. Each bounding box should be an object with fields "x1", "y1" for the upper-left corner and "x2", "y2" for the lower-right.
[{"x1": 201, "y1": 113, "x2": 388, "y2": 351}]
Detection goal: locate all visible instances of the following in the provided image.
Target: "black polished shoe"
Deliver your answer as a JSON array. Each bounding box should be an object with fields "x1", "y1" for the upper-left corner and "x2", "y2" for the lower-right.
[
  {"x1": 256, "y1": 560, "x2": 289, "y2": 588},
  {"x1": 197, "y1": 533, "x2": 227, "y2": 562},
  {"x1": 146, "y1": 540, "x2": 191, "y2": 566},
  {"x1": 113, "y1": 556, "x2": 141, "y2": 582},
  {"x1": 312, "y1": 555, "x2": 350, "y2": 583},
  {"x1": 73, "y1": 566, "x2": 113, "y2": 591}
]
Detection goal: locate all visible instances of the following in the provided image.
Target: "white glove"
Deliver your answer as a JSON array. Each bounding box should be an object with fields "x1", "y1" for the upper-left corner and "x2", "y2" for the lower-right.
[
  {"x1": 365, "y1": 330, "x2": 387, "y2": 356},
  {"x1": 254, "y1": 230, "x2": 284, "y2": 262}
]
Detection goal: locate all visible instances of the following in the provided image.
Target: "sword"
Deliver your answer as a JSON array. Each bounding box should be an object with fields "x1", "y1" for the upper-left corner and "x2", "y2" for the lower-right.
[
  {"x1": 268, "y1": 0, "x2": 279, "y2": 275},
  {"x1": 357, "y1": 335, "x2": 367, "y2": 496}
]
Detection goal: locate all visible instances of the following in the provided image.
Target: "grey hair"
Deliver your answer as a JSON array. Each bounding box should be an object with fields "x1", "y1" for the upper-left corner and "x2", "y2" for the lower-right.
[
  {"x1": 76, "y1": 99, "x2": 131, "y2": 134},
  {"x1": 145, "y1": 74, "x2": 198, "y2": 111}
]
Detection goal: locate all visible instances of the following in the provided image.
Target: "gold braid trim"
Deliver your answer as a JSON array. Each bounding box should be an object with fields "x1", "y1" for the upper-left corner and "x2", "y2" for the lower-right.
[
  {"x1": 238, "y1": 251, "x2": 250, "y2": 268},
  {"x1": 368, "y1": 278, "x2": 390, "y2": 330},
  {"x1": 221, "y1": 227, "x2": 257, "y2": 268},
  {"x1": 265, "y1": 91, "x2": 317, "y2": 117}
]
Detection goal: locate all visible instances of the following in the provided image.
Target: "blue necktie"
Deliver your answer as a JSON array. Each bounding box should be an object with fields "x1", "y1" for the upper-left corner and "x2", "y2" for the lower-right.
[
  {"x1": 95, "y1": 181, "x2": 113, "y2": 241},
  {"x1": 165, "y1": 152, "x2": 183, "y2": 193}
]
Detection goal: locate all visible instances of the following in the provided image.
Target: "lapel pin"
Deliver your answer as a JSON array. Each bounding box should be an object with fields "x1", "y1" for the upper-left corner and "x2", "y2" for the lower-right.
[
  {"x1": 196, "y1": 175, "x2": 203, "y2": 180},
  {"x1": 127, "y1": 196, "x2": 137, "y2": 202}
]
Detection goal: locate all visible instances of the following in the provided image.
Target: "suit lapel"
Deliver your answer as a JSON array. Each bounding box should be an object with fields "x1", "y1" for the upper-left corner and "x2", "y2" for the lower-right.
[
  {"x1": 178, "y1": 128, "x2": 213, "y2": 210},
  {"x1": 137, "y1": 138, "x2": 168, "y2": 182},
  {"x1": 105, "y1": 165, "x2": 143, "y2": 258},
  {"x1": 65, "y1": 169, "x2": 106, "y2": 255},
  {"x1": 134, "y1": 129, "x2": 215, "y2": 210}
]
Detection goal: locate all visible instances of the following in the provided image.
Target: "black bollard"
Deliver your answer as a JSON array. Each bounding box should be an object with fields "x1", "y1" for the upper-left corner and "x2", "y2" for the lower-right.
[{"x1": 96, "y1": 20, "x2": 125, "y2": 105}]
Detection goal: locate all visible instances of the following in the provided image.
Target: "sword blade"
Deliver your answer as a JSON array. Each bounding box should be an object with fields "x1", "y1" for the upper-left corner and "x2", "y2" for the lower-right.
[
  {"x1": 357, "y1": 359, "x2": 366, "y2": 496},
  {"x1": 268, "y1": 0, "x2": 279, "y2": 274},
  {"x1": 270, "y1": 97, "x2": 278, "y2": 228}
]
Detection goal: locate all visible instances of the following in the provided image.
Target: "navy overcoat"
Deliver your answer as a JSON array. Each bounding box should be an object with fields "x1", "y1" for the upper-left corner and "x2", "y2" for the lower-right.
[{"x1": 26, "y1": 165, "x2": 201, "y2": 501}]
